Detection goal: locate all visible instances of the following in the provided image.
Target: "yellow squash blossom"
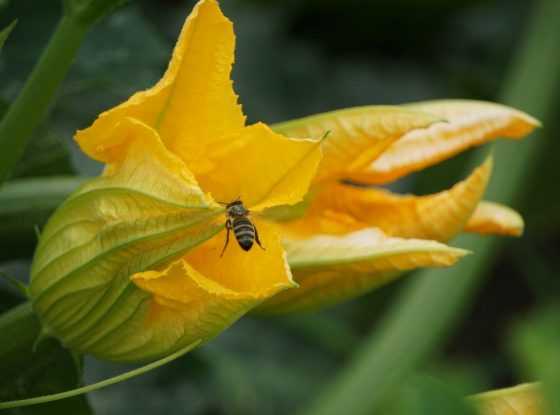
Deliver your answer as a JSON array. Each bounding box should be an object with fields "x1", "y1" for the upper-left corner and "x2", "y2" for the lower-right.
[
  {"x1": 29, "y1": 0, "x2": 322, "y2": 362},
  {"x1": 257, "y1": 100, "x2": 538, "y2": 313},
  {"x1": 27, "y1": 0, "x2": 539, "y2": 362}
]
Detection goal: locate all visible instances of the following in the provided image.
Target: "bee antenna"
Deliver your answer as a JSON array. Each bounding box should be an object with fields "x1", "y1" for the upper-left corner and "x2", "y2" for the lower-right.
[{"x1": 216, "y1": 196, "x2": 241, "y2": 205}]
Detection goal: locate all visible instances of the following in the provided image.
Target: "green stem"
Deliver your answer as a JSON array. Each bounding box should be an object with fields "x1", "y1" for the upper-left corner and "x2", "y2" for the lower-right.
[
  {"x1": 0, "y1": 339, "x2": 200, "y2": 410},
  {"x1": 0, "y1": 15, "x2": 90, "y2": 183},
  {"x1": 300, "y1": 0, "x2": 560, "y2": 414}
]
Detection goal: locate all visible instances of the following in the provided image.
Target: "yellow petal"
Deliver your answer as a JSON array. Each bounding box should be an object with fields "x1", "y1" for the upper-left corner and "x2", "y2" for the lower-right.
[
  {"x1": 472, "y1": 383, "x2": 542, "y2": 415},
  {"x1": 273, "y1": 106, "x2": 443, "y2": 182},
  {"x1": 157, "y1": 0, "x2": 246, "y2": 158},
  {"x1": 125, "y1": 220, "x2": 295, "y2": 360},
  {"x1": 76, "y1": 117, "x2": 211, "y2": 207},
  {"x1": 192, "y1": 122, "x2": 323, "y2": 211},
  {"x1": 465, "y1": 201, "x2": 524, "y2": 237},
  {"x1": 356, "y1": 100, "x2": 538, "y2": 184},
  {"x1": 184, "y1": 218, "x2": 295, "y2": 293},
  {"x1": 75, "y1": 0, "x2": 245, "y2": 164},
  {"x1": 280, "y1": 157, "x2": 492, "y2": 242},
  {"x1": 257, "y1": 228, "x2": 467, "y2": 314}
]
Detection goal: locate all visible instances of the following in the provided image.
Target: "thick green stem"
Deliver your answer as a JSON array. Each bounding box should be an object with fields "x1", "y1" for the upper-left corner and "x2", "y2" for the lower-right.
[
  {"x1": 300, "y1": 1, "x2": 560, "y2": 414},
  {"x1": 0, "y1": 0, "x2": 127, "y2": 184},
  {"x1": 0, "y1": 15, "x2": 89, "y2": 183}
]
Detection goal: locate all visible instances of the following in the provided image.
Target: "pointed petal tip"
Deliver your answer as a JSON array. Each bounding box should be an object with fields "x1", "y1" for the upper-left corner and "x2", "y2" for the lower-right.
[
  {"x1": 452, "y1": 247, "x2": 471, "y2": 257},
  {"x1": 466, "y1": 201, "x2": 525, "y2": 237},
  {"x1": 483, "y1": 153, "x2": 494, "y2": 170},
  {"x1": 356, "y1": 100, "x2": 537, "y2": 184},
  {"x1": 257, "y1": 229, "x2": 472, "y2": 314},
  {"x1": 272, "y1": 105, "x2": 445, "y2": 184}
]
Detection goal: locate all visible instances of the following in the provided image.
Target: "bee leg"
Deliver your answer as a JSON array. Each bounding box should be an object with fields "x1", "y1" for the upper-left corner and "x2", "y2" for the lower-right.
[
  {"x1": 220, "y1": 220, "x2": 232, "y2": 257},
  {"x1": 254, "y1": 226, "x2": 265, "y2": 251}
]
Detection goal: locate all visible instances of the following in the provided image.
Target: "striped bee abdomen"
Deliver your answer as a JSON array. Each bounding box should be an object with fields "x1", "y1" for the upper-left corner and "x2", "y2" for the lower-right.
[
  {"x1": 221, "y1": 199, "x2": 264, "y2": 256},
  {"x1": 233, "y1": 217, "x2": 255, "y2": 251}
]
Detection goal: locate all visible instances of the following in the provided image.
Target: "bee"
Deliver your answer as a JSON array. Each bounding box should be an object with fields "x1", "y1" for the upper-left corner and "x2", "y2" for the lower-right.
[{"x1": 221, "y1": 200, "x2": 264, "y2": 257}]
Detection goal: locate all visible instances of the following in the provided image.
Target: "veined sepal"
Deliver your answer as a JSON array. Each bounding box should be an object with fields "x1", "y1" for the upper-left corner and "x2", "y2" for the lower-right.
[{"x1": 29, "y1": 177, "x2": 224, "y2": 362}]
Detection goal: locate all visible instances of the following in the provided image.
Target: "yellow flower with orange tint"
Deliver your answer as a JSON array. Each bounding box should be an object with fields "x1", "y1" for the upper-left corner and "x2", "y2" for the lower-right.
[
  {"x1": 27, "y1": 0, "x2": 539, "y2": 362},
  {"x1": 257, "y1": 100, "x2": 538, "y2": 313},
  {"x1": 29, "y1": 0, "x2": 321, "y2": 362}
]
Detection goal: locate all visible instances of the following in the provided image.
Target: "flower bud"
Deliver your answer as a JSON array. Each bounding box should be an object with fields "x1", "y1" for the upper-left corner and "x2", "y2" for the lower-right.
[{"x1": 29, "y1": 173, "x2": 224, "y2": 361}]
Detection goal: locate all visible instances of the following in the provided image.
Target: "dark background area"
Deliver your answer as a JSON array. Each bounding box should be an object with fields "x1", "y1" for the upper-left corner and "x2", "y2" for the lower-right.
[{"x1": 1, "y1": 0, "x2": 558, "y2": 413}]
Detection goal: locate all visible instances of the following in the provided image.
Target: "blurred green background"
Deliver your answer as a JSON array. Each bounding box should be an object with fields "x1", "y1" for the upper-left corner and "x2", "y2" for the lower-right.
[{"x1": 1, "y1": 0, "x2": 558, "y2": 413}]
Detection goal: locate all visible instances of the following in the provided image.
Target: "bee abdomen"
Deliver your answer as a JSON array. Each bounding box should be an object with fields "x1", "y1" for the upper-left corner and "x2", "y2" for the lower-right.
[{"x1": 233, "y1": 218, "x2": 255, "y2": 251}]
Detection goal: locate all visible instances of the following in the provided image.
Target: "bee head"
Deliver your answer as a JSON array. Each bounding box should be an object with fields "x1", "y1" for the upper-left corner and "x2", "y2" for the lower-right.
[{"x1": 226, "y1": 199, "x2": 248, "y2": 217}]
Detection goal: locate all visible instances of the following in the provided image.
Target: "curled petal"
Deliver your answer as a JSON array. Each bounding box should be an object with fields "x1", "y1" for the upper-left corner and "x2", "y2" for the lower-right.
[
  {"x1": 184, "y1": 218, "x2": 295, "y2": 294},
  {"x1": 193, "y1": 122, "x2": 323, "y2": 211},
  {"x1": 257, "y1": 228, "x2": 467, "y2": 314},
  {"x1": 355, "y1": 100, "x2": 539, "y2": 184},
  {"x1": 75, "y1": 0, "x2": 245, "y2": 164},
  {"x1": 158, "y1": 0, "x2": 246, "y2": 157},
  {"x1": 280, "y1": 157, "x2": 492, "y2": 242},
  {"x1": 76, "y1": 117, "x2": 211, "y2": 207},
  {"x1": 125, "y1": 220, "x2": 295, "y2": 359},
  {"x1": 273, "y1": 106, "x2": 443, "y2": 182},
  {"x1": 465, "y1": 201, "x2": 524, "y2": 237},
  {"x1": 472, "y1": 383, "x2": 542, "y2": 415}
]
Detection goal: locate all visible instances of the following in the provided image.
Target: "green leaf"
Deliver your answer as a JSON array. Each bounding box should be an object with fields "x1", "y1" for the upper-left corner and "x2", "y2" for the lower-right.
[
  {"x1": 0, "y1": 0, "x2": 11, "y2": 12},
  {"x1": 0, "y1": 303, "x2": 92, "y2": 414},
  {"x1": 0, "y1": 20, "x2": 16, "y2": 53}
]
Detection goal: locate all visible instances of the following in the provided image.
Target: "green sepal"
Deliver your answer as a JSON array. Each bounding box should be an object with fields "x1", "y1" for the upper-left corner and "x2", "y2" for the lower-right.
[
  {"x1": 32, "y1": 327, "x2": 52, "y2": 353},
  {"x1": 29, "y1": 177, "x2": 223, "y2": 361},
  {"x1": 0, "y1": 271, "x2": 29, "y2": 297}
]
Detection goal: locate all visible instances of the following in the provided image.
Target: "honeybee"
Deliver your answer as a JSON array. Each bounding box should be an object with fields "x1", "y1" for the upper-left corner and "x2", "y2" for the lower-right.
[{"x1": 221, "y1": 200, "x2": 264, "y2": 257}]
